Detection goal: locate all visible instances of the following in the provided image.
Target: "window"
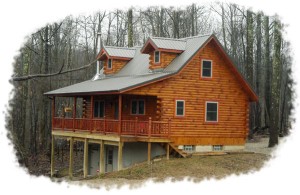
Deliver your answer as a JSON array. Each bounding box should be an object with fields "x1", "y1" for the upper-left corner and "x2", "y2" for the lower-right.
[
  {"x1": 154, "y1": 51, "x2": 160, "y2": 63},
  {"x1": 201, "y1": 60, "x2": 212, "y2": 78},
  {"x1": 183, "y1": 145, "x2": 195, "y2": 152},
  {"x1": 131, "y1": 100, "x2": 145, "y2": 115},
  {"x1": 107, "y1": 59, "x2": 112, "y2": 69},
  {"x1": 205, "y1": 102, "x2": 218, "y2": 122},
  {"x1": 213, "y1": 145, "x2": 223, "y2": 151},
  {"x1": 94, "y1": 100, "x2": 105, "y2": 118},
  {"x1": 176, "y1": 100, "x2": 185, "y2": 116}
]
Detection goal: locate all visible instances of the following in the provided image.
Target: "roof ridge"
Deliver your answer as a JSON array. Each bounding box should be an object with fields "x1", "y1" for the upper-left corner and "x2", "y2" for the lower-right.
[
  {"x1": 104, "y1": 46, "x2": 136, "y2": 50},
  {"x1": 150, "y1": 36, "x2": 187, "y2": 42},
  {"x1": 181, "y1": 34, "x2": 212, "y2": 40}
]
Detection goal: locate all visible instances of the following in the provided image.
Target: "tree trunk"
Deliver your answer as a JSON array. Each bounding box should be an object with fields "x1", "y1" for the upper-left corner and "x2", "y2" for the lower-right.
[
  {"x1": 269, "y1": 18, "x2": 282, "y2": 147},
  {"x1": 127, "y1": 8, "x2": 133, "y2": 47}
]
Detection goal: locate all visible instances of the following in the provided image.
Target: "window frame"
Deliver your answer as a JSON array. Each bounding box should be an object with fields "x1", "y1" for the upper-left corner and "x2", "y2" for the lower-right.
[
  {"x1": 107, "y1": 58, "x2": 113, "y2": 69},
  {"x1": 201, "y1": 59, "x2": 213, "y2": 78},
  {"x1": 212, "y1": 145, "x2": 223, "y2": 151},
  {"x1": 154, "y1": 51, "x2": 160, "y2": 64},
  {"x1": 131, "y1": 99, "x2": 145, "y2": 115},
  {"x1": 183, "y1": 145, "x2": 195, "y2": 152},
  {"x1": 93, "y1": 100, "x2": 105, "y2": 118},
  {"x1": 175, "y1": 100, "x2": 185, "y2": 117},
  {"x1": 205, "y1": 101, "x2": 218, "y2": 123}
]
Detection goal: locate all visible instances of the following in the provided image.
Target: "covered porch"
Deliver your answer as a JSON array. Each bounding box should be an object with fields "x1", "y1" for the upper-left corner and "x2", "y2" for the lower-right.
[{"x1": 51, "y1": 94, "x2": 171, "y2": 138}]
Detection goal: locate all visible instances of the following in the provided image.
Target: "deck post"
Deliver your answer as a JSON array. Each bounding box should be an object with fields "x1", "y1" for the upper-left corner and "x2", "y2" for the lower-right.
[
  {"x1": 148, "y1": 117, "x2": 152, "y2": 137},
  {"x1": 100, "y1": 140, "x2": 105, "y2": 174},
  {"x1": 83, "y1": 138, "x2": 88, "y2": 178},
  {"x1": 50, "y1": 135, "x2": 55, "y2": 177},
  {"x1": 69, "y1": 137, "x2": 74, "y2": 179},
  {"x1": 118, "y1": 141, "x2": 123, "y2": 171},
  {"x1": 118, "y1": 95, "x2": 122, "y2": 135},
  {"x1": 147, "y1": 142, "x2": 151, "y2": 165},
  {"x1": 166, "y1": 143, "x2": 169, "y2": 160},
  {"x1": 73, "y1": 97, "x2": 77, "y2": 132}
]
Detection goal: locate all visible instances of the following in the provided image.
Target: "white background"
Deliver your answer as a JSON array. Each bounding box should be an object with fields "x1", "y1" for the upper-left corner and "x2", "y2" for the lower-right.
[{"x1": 0, "y1": 0, "x2": 299, "y2": 194}]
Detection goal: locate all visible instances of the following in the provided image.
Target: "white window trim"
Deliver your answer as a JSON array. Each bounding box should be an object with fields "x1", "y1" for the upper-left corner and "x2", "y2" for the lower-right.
[
  {"x1": 154, "y1": 51, "x2": 160, "y2": 63},
  {"x1": 201, "y1": 59, "x2": 213, "y2": 78},
  {"x1": 212, "y1": 145, "x2": 223, "y2": 151},
  {"x1": 175, "y1": 100, "x2": 185, "y2": 116},
  {"x1": 107, "y1": 59, "x2": 113, "y2": 69},
  {"x1": 205, "y1": 101, "x2": 218, "y2": 122},
  {"x1": 94, "y1": 100, "x2": 105, "y2": 118},
  {"x1": 131, "y1": 99, "x2": 145, "y2": 115}
]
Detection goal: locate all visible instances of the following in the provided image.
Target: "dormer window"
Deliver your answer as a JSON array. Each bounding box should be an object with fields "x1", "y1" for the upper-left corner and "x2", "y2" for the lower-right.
[
  {"x1": 107, "y1": 59, "x2": 112, "y2": 69},
  {"x1": 154, "y1": 51, "x2": 160, "y2": 63},
  {"x1": 201, "y1": 60, "x2": 212, "y2": 78}
]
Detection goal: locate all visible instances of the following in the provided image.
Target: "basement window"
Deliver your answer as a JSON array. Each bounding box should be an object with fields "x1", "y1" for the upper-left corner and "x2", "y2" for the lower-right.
[
  {"x1": 154, "y1": 51, "x2": 160, "y2": 63},
  {"x1": 212, "y1": 145, "x2": 223, "y2": 151},
  {"x1": 131, "y1": 100, "x2": 145, "y2": 115},
  {"x1": 201, "y1": 60, "x2": 212, "y2": 78},
  {"x1": 107, "y1": 59, "x2": 112, "y2": 69},
  {"x1": 183, "y1": 145, "x2": 195, "y2": 152},
  {"x1": 205, "y1": 101, "x2": 218, "y2": 122}
]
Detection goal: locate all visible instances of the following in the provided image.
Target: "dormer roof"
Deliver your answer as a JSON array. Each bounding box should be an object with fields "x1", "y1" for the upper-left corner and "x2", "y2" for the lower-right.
[
  {"x1": 141, "y1": 37, "x2": 186, "y2": 53},
  {"x1": 98, "y1": 46, "x2": 136, "y2": 60}
]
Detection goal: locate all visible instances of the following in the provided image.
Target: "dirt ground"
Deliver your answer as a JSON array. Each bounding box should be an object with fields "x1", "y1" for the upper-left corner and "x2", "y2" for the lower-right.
[{"x1": 65, "y1": 136, "x2": 273, "y2": 188}]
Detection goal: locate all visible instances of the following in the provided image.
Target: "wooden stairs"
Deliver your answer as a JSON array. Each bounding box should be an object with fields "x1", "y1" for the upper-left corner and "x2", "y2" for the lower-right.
[{"x1": 168, "y1": 143, "x2": 192, "y2": 158}]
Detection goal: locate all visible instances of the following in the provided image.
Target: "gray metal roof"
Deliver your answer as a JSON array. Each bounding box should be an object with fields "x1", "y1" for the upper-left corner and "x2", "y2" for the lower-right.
[
  {"x1": 151, "y1": 37, "x2": 186, "y2": 51},
  {"x1": 104, "y1": 46, "x2": 136, "y2": 58},
  {"x1": 45, "y1": 34, "x2": 212, "y2": 96}
]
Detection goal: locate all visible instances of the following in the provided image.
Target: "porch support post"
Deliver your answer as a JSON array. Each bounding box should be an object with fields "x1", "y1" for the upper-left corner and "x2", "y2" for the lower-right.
[
  {"x1": 51, "y1": 97, "x2": 55, "y2": 130},
  {"x1": 91, "y1": 96, "x2": 94, "y2": 133},
  {"x1": 73, "y1": 97, "x2": 77, "y2": 132},
  {"x1": 50, "y1": 135, "x2": 55, "y2": 177},
  {"x1": 166, "y1": 143, "x2": 169, "y2": 160},
  {"x1": 100, "y1": 140, "x2": 105, "y2": 174},
  {"x1": 118, "y1": 94, "x2": 122, "y2": 135},
  {"x1": 69, "y1": 137, "x2": 74, "y2": 179},
  {"x1": 118, "y1": 141, "x2": 123, "y2": 171},
  {"x1": 148, "y1": 142, "x2": 151, "y2": 165},
  {"x1": 83, "y1": 138, "x2": 88, "y2": 178}
]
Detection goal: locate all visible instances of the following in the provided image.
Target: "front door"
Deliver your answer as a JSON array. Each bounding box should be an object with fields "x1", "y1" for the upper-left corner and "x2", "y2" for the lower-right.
[
  {"x1": 114, "y1": 102, "x2": 119, "y2": 120},
  {"x1": 106, "y1": 146, "x2": 114, "y2": 172}
]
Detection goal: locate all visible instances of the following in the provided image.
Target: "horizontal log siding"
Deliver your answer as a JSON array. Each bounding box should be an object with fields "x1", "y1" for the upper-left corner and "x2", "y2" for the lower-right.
[
  {"x1": 125, "y1": 41, "x2": 249, "y2": 145},
  {"x1": 104, "y1": 59, "x2": 128, "y2": 74},
  {"x1": 149, "y1": 51, "x2": 178, "y2": 70}
]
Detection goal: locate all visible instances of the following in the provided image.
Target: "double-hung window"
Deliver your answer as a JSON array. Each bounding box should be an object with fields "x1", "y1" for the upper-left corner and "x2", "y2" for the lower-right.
[
  {"x1": 205, "y1": 101, "x2": 218, "y2": 122},
  {"x1": 154, "y1": 51, "x2": 160, "y2": 63},
  {"x1": 175, "y1": 100, "x2": 185, "y2": 116},
  {"x1": 131, "y1": 100, "x2": 145, "y2": 115},
  {"x1": 201, "y1": 60, "x2": 212, "y2": 78},
  {"x1": 107, "y1": 59, "x2": 112, "y2": 69}
]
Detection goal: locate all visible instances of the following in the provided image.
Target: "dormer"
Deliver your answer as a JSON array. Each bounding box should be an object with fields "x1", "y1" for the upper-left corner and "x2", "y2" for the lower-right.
[
  {"x1": 141, "y1": 37, "x2": 186, "y2": 70},
  {"x1": 97, "y1": 46, "x2": 136, "y2": 75}
]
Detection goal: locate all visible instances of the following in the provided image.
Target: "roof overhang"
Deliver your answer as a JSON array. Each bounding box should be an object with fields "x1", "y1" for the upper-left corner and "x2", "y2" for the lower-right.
[{"x1": 97, "y1": 48, "x2": 133, "y2": 61}]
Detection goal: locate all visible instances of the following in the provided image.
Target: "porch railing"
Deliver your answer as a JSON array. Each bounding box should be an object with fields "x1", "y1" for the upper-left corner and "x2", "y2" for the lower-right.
[{"x1": 53, "y1": 117, "x2": 171, "y2": 138}]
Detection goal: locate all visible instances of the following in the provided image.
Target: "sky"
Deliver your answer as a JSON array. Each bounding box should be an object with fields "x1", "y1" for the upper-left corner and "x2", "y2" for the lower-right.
[{"x1": 0, "y1": 0, "x2": 299, "y2": 194}]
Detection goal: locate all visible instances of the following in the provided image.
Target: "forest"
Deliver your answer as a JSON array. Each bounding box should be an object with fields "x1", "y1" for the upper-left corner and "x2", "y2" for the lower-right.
[{"x1": 7, "y1": 3, "x2": 293, "y2": 167}]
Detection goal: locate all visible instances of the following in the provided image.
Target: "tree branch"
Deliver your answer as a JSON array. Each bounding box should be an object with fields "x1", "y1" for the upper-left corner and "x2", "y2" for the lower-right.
[{"x1": 12, "y1": 59, "x2": 97, "y2": 81}]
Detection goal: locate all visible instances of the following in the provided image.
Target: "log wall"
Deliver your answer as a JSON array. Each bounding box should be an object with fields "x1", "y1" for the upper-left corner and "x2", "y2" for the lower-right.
[{"x1": 125, "y1": 40, "x2": 250, "y2": 145}]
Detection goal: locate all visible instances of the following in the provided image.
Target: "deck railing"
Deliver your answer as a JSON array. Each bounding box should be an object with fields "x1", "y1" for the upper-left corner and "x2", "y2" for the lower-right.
[{"x1": 53, "y1": 117, "x2": 171, "y2": 138}]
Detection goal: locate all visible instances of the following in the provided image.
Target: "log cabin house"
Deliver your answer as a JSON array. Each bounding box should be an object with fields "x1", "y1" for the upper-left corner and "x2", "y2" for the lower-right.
[{"x1": 45, "y1": 34, "x2": 258, "y2": 178}]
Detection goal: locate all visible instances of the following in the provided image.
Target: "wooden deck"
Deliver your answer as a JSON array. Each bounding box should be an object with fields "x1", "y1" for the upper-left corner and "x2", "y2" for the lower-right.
[{"x1": 53, "y1": 117, "x2": 171, "y2": 138}]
